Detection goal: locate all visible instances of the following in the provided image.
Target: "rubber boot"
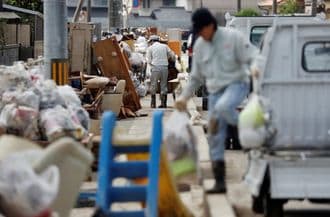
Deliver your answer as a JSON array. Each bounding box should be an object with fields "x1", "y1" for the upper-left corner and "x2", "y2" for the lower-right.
[
  {"x1": 163, "y1": 94, "x2": 167, "y2": 108},
  {"x1": 206, "y1": 160, "x2": 227, "y2": 194},
  {"x1": 158, "y1": 94, "x2": 166, "y2": 108},
  {"x1": 151, "y1": 94, "x2": 156, "y2": 108}
]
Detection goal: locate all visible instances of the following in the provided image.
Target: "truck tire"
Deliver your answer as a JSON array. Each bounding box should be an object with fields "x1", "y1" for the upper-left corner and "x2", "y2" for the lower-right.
[
  {"x1": 252, "y1": 195, "x2": 263, "y2": 214},
  {"x1": 263, "y1": 194, "x2": 284, "y2": 217}
]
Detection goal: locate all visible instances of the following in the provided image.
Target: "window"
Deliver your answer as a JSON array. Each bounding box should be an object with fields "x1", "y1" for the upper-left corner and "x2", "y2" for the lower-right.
[
  {"x1": 163, "y1": 0, "x2": 175, "y2": 6},
  {"x1": 303, "y1": 42, "x2": 330, "y2": 72},
  {"x1": 250, "y1": 26, "x2": 269, "y2": 48}
]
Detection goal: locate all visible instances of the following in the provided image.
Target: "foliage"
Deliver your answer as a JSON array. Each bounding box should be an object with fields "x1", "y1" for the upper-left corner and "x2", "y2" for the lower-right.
[
  {"x1": 5, "y1": 0, "x2": 43, "y2": 13},
  {"x1": 279, "y1": 0, "x2": 299, "y2": 14},
  {"x1": 235, "y1": 8, "x2": 261, "y2": 17}
]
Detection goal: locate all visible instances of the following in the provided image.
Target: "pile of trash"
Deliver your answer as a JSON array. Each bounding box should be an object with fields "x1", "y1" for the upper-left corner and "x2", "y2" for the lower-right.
[
  {"x1": 120, "y1": 37, "x2": 148, "y2": 97},
  {"x1": 0, "y1": 62, "x2": 89, "y2": 142}
]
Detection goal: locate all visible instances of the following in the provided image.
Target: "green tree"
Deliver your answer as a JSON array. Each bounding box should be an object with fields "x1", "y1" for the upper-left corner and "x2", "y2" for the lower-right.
[
  {"x1": 5, "y1": 0, "x2": 43, "y2": 13},
  {"x1": 279, "y1": 0, "x2": 299, "y2": 14},
  {"x1": 235, "y1": 8, "x2": 261, "y2": 17}
]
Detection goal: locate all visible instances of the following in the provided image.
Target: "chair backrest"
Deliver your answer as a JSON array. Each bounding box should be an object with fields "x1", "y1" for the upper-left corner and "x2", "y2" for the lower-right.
[{"x1": 96, "y1": 111, "x2": 163, "y2": 217}]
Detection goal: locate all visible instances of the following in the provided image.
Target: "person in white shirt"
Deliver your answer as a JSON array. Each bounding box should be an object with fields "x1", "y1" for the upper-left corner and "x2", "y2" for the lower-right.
[
  {"x1": 146, "y1": 35, "x2": 175, "y2": 108},
  {"x1": 175, "y1": 8, "x2": 260, "y2": 193}
]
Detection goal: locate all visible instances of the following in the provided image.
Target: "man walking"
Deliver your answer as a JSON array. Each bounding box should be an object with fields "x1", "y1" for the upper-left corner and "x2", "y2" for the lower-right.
[
  {"x1": 147, "y1": 35, "x2": 175, "y2": 108},
  {"x1": 175, "y1": 8, "x2": 260, "y2": 193}
]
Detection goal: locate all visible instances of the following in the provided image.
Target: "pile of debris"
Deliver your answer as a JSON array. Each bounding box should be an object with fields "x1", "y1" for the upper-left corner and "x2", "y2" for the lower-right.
[{"x1": 0, "y1": 62, "x2": 89, "y2": 142}]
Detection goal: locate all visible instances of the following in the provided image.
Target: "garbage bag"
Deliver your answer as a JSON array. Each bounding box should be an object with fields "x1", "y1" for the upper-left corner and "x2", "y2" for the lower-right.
[
  {"x1": 67, "y1": 105, "x2": 90, "y2": 132},
  {"x1": 57, "y1": 85, "x2": 82, "y2": 107},
  {"x1": 136, "y1": 83, "x2": 147, "y2": 97},
  {"x1": 40, "y1": 106, "x2": 86, "y2": 141},
  {"x1": 135, "y1": 36, "x2": 148, "y2": 54},
  {"x1": 238, "y1": 94, "x2": 267, "y2": 149},
  {"x1": 0, "y1": 104, "x2": 40, "y2": 140},
  {"x1": 38, "y1": 80, "x2": 66, "y2": 110},
  {"x1": 17, "y1": 90, "x2": 40, "y2": 111},
  {"x1": 0, "y1": 63, "x2": 33, "y2": 93},
  {"x1": 129, "y1": 52, "x2": 144, "y2": 69},
  {"x1": 2, "y1": 90, "x2": 40, "y2": 111},
  {"x1": 164, "y1": 111, "x2": 197, "y2": 178},
  {"x1": 0, "y1": 151, "x2": 59, "y2": 217}
]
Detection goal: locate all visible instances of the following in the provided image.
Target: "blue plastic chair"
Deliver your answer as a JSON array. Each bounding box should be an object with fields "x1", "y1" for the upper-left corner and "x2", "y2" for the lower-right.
[{"x1": 95, "y1": 110, "x2": 163, "y2": 217}]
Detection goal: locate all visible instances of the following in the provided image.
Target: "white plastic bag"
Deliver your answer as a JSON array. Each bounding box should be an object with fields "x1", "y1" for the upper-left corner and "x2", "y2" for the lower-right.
[
  {"x1": 129, "y1": 52, "x2": 144, "y2": 69},
  {"x1": 38, "y1": 80, "x2": 66, "y2": 110},
  {"x1": 57, "y1": 85, "x2": 82, "y2": 107},
  {"x1": 0, "y1": 104, "x2": 40, "y2": 140},
  {"x1": 164, "y1": 111, "x2": 196, "y2": 160},
  {"x1": 164, "y1": 111, "x2": 197, "y2": 178},
  {"x1": 0, "y1": 151, "x2": 59, "y2": 217},
  {"x1": 40, "y1": 106, "x2": 81, "y2": 141},
  {"x1": 238, "y1": 94, "x2": 267, "y2": 149}
]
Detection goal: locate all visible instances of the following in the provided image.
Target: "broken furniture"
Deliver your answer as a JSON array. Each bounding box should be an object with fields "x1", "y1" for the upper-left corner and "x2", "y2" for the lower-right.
[
  {"x1": 93, "y1": 37, "x2": 141, "y2": 113},
  {"x1": 79, "y1": 72, "x2": 110, "y2": 119},
  {"x1": 101, "y1": 79, "x2": 126, "y2": 116}
]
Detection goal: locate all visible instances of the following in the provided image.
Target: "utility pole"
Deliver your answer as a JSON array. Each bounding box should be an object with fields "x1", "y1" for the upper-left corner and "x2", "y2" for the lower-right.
[
  {"x1": 108, "y1": 0, "x2": 122, "y2": 31},
  {"x1": 87, "y1": 0, "x2": 91, "y2": 22},
  {"x1": 73, "y1": 0, "x2": 84, "y2": 22},
  {"x1": 311, "y1": 0, "x2": 317, "y2": 16},
  {"x1": 44, "y1": 0, "x2": 68, "y2": 79},
  {"x1": 237, "y1": 0, "x2": 241, "y2": 13},
  {"x1": 272, "y1": 0, "x2": 277, "y2": 14}
]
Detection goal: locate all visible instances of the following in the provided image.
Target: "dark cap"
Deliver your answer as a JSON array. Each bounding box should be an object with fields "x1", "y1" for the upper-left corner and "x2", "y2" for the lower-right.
[{"x1": 192, "y1": 8, "x2": 217, "y2": 34}]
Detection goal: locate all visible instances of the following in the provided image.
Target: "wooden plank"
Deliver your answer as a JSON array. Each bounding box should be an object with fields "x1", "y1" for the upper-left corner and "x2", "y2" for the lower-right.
[
  {"x1": 68, "y1": 23, "x2": 93, "y2": 73},
  {"x1": 18, "y1": 24, "x2": 30, "y2": 47},
  {"x1": 93, "y1": 37, "x2": 141, "y2": 112},
  {"x1": 4, "y1": 24, "x2": 16, "y2": 45}
]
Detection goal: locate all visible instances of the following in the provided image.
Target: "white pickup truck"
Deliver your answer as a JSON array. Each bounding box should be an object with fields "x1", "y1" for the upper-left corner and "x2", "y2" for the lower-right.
[
  {"x1": 226, "y1": 16, "x2": 325, "y2": 48},
  {"x1": 241, "y1": 18, "x2": 330, "y2": 217}
]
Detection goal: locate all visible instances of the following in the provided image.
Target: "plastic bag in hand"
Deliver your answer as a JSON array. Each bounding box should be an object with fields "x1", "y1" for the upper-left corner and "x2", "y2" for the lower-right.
[
  {"x1": 238, "y1": 94, "x2": 267, "y2": 149},
  {"x1": 0, "y1": 151, "x2": 59, "y2": 217},
  {"x1": 164, "y1": 111, "x2": 197, "y2": 177},
  {"x1": 164, "y1": 111, "x2": 196, "y2": 160}
]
